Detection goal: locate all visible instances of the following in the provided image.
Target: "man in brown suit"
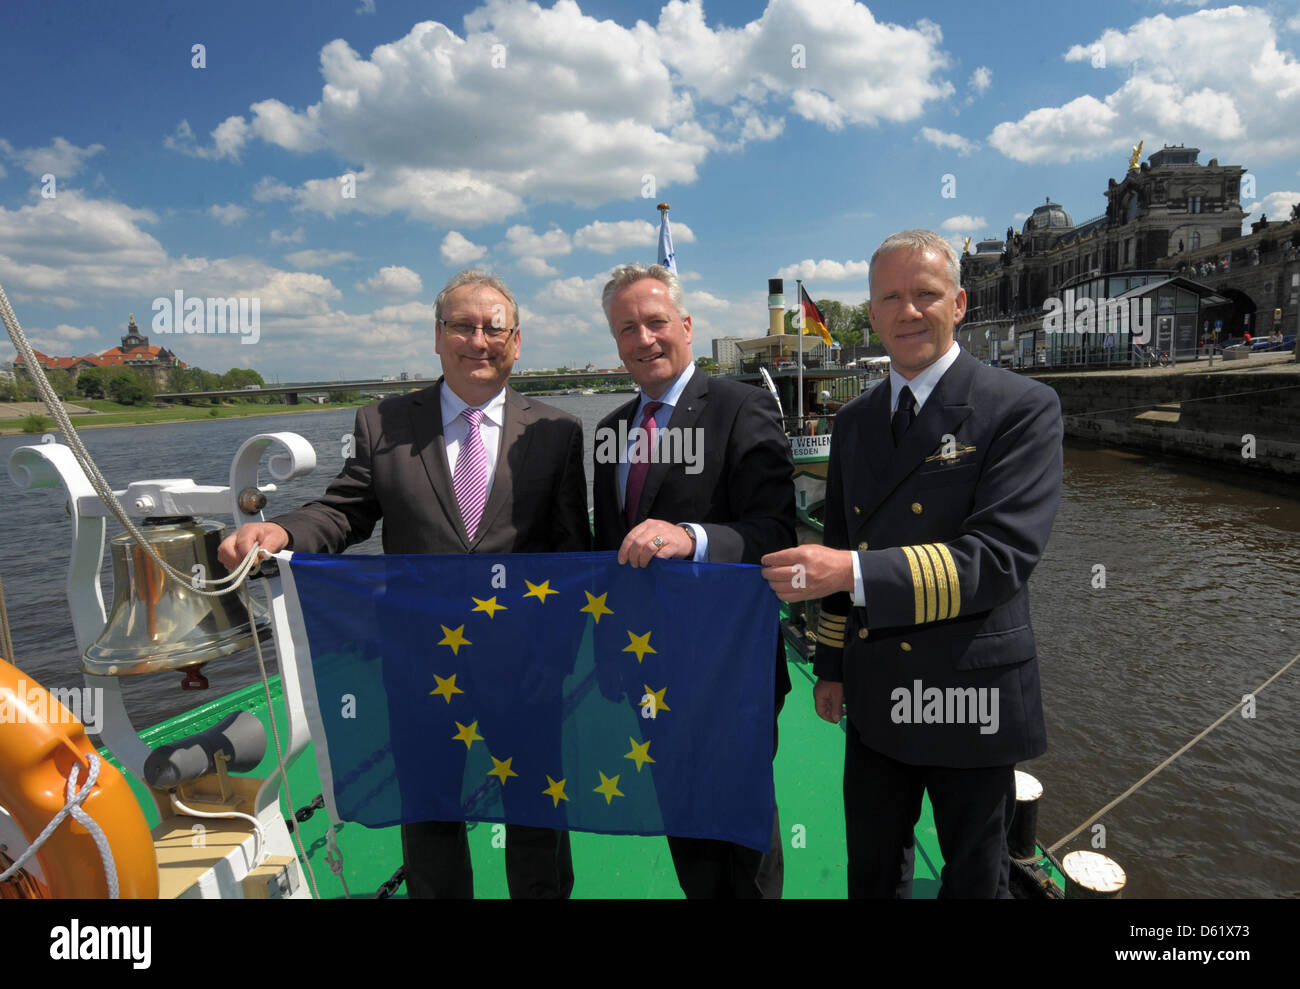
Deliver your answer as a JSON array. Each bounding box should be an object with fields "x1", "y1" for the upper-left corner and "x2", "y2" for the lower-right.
[{"x1": 219, "y1": 269, "x2": 589, "y2": 897}]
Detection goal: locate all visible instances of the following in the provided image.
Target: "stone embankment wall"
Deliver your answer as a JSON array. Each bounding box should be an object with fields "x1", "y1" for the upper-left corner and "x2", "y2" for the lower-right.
[{"x1": 1031, "y1": 360, "x2": 1300, "y2": 477}]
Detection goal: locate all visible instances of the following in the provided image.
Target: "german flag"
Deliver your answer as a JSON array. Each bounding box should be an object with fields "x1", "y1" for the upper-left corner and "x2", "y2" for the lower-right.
[{"x1": 799, "y1": 285, "x2": 834, "y2": 346}]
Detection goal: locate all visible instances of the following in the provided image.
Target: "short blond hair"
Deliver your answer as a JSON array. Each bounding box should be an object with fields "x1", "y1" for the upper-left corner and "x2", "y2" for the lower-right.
[
  {"x1": 870, "y1": 230, "x2": 961, "y2": 294},
  {"x1": 601, "y1": 264, "x2": 688, "y2": 333}
]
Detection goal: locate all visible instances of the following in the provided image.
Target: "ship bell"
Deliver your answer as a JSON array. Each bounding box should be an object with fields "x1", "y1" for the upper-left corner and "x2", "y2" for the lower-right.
[{"x1": 83, "y1": 519, "x2": 270, "y2": 677}]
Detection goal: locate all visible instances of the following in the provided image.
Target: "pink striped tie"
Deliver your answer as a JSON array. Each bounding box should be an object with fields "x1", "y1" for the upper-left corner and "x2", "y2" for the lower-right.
[
  {"x1": 624, "y1": 400, "x2": 664, "y2": 528},
  {"x1": 453, "y1": 407, "x2": 488, "y2": 540}
]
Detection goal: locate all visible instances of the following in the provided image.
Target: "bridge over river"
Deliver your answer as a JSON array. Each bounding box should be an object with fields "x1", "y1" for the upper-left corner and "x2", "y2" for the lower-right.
[{"x1": 156, "y1": 370, "x2": 633, "y2": 404}]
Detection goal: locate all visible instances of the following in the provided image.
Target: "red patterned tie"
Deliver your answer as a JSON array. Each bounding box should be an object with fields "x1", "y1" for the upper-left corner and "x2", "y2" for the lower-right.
[
  {"x1": 624, "y1": 400, "x2": 664, "y2": 528},
  {"x1": 453, "y1": 407, "x2": 488, "y2": 540}
]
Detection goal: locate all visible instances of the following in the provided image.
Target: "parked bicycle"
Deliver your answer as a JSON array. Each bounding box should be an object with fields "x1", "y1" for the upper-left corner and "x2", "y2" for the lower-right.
[{"x1": 1133, "y1": 344, "x2": 1172, "y2": 368}]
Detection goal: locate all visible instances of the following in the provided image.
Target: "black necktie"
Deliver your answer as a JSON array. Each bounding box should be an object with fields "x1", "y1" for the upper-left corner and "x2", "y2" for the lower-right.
[{"x1": 892, "y1": 386, "x2": 915, "y2": 446}]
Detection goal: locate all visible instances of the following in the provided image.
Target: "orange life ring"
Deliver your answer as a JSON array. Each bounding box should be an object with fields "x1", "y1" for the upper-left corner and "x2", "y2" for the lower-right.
[{"x1": 0, "y1": 656, "x2": 158, "y2": 898}]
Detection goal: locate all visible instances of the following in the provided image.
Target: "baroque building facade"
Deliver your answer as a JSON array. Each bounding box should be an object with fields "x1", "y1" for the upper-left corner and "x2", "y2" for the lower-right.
[{"x1": 959, "y1": 145, "x2": 1297, "y2": 364}]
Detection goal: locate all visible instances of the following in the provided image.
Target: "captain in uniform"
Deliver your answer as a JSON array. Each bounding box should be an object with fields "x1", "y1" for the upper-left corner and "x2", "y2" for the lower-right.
[{"x1": 761, "y1": 229, "x2": 1063, "y2": 898}]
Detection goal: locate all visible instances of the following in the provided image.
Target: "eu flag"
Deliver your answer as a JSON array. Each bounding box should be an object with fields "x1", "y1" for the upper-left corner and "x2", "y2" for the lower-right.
[{"x1": 280, "y1": 551, "x2": 778, "y2": 852}]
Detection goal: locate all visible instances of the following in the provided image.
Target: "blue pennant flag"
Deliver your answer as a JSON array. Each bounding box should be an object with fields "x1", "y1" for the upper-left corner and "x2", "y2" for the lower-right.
[
  {"x1": 657, "y1": 210, "x2": 676, "y2": 272},
  {"x1": 279, "y1": 551, "x2": 777, "y2": 852}
]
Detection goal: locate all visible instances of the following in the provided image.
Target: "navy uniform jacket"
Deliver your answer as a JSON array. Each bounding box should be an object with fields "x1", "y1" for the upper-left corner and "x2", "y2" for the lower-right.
[{"x1": 813, "y1": 350, "x2": 1063, "y2": 768}]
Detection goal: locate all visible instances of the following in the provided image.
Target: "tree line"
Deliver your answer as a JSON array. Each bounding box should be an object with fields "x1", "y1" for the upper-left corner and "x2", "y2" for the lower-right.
[
  {"x1": 1, "y1": 364, "x2": 267, "y2": 406},
  {"x1": 785, "y1": 299, "x2": 880, "y2": 348}
]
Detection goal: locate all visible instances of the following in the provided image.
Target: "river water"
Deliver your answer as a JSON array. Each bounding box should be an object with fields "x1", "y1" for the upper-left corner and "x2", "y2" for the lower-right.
[{"x1": 2, "y1": 395, "x2": 1297, "y2": 897}]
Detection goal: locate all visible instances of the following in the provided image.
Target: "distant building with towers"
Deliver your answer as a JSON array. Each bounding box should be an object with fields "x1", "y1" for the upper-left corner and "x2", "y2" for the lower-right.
[{"x1": 13, "y1": 314, "x2": 186, "y2": 387}]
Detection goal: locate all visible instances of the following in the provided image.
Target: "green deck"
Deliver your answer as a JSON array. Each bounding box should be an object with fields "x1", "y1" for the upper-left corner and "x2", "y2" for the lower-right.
[
  {"x1": 102, "y1": 650, "x2": 1062, "y2": 898},
  {"x1": 100, "y1": 652, "x2": 941, "y2": 898}
]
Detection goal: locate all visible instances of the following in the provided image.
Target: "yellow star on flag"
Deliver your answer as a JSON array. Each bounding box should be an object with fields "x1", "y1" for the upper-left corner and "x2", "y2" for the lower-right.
[
  {"x1": 625, "y1": 737, "x2": 655, "y2": 772},
  {"x1": 623, "y1": 630, "x2": 657, "y2": 664},
  {"x1": 429, "y1": 673, "x2": 463, "y2": 704},
  {"x1": 439, "y1": 624, "x2": 471, "y2": 655},
  {"x1": 642, "y1": 684, "x2": 670, "y2": 715},
  {"x1": 487, "y1": 756, "x2": 518, "y2": 786},
  {"x1": 523, "y1": 579, "x2": 558, "y2": 603},
  {"x1": 452, "y1": 720, "x2": 483, "y2": 749},
  {"x1": 471, "y1": 596, "x2": 507, "y2": 618},
  {"x1": 593, "y1": 771, "x2": 624, "y2": 805},
  {"x1": 543, "y1": 775, "x2": 569, "y2": 807},
  {"x1": 580, "y1": 591, "x2": 614, "y2": 624}
]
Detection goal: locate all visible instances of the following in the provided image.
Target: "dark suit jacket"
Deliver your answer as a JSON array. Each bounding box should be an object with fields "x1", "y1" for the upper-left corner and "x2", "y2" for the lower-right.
[
  {"x1": 592, "y1": 371, "x2": 796, "y2": 700},
  {"x1": 274, "y1": 380, "x2": 590, "y2": 556},
  {"x1": 813, "y1": 350, "x2": 1063, "y2": 767}
]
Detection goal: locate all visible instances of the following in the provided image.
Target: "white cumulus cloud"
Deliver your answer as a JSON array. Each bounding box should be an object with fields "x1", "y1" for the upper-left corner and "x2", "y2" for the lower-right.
[
  {"x1": 178, "y1": 1, "x2": 955, "y2": 226},
  {"x1": 208, "y1": 203, "x2": 249, "y2": 226},
  {"x1": 516, "y1": 256, "x2": 559, "y2": 277},
  {"x1": 357, "y1": 265, "x2": 424, "y2": 298},
  {"x1": 4, "y1": 136, "x2": 105, "y2": 177},
  {"x1": 992, "y1": 6, "x2": 1300, "y2": 164},
  {"x1": 940, "y1": 215, "x2": 987, "y2": 232},
  {"x1": 920, "y1": 127, "x2": 976, "y2": 156},
  {"x1": 285, "y1": 248, "x2": 358, "y2": 269},
  {"x1": 776, "y1": 258, "x2": 872, "y2": 281},
  {"x1": 573, "y1": 218, "x2": 697, "y2": 254},
  {"x1": 440, "y1": 231, "x2": 488, "y2": 266}
]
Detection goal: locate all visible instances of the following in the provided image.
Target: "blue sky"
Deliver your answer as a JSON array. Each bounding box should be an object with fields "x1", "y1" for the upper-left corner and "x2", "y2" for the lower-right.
[{"x1": 2, "y1": 0, "x2": 1298, "y2": 379}]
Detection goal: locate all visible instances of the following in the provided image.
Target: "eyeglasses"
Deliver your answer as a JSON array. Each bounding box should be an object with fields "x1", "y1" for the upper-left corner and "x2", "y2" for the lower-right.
[{"x1": 439, "y1": 319, "x2": 517, "y2": 341}]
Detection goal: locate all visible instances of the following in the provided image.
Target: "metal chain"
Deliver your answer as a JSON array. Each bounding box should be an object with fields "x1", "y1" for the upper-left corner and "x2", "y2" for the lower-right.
[{"x1": 373, "y1": 867, "x2": 406, "y2": 899}]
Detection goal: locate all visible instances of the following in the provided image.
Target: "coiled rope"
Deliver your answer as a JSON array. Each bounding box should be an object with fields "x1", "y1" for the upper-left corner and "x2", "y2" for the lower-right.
[{"x1": 0, "y1": 753, "x2": 119, "y2": 898}]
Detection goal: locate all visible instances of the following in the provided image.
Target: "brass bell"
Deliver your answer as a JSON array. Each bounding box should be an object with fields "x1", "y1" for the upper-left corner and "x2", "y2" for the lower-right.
[{"x1": 82, "y1": 519, "x2": 270, "y2": 677}]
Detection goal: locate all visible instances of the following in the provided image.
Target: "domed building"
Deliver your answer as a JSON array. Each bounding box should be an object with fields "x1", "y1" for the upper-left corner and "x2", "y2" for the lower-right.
[{"x1": 959, "y1": 145, "x2": 1252, "y2": 364}]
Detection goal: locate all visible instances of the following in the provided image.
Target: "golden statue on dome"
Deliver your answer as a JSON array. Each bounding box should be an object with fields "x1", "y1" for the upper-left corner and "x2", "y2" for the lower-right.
[{"x1": 1128, "y1": 141, "x2": 1143, "y2": 171}]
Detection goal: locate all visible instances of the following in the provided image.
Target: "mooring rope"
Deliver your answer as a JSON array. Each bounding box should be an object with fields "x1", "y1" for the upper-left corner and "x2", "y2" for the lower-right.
[
  {"x1": 1048, "y1": 648, "x2": 1300, "y2": 855},
  {"x1": 0, "y1": 574, "x2": 15, "y2": 666}
]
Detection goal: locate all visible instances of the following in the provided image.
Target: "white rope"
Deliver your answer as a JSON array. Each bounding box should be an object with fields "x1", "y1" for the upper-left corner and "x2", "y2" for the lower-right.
[
  {"x1": 0, "y1": 279, "x2": 258, "y2": 598},
  {"x1": 1048, "y1": 648, "x2": 1300, "y2": 855},
  {"x1": 249, "y1": 579, "x2": 325, "y2": 900},
  {"x1": 0, "y1": 752, "x2": 120, "y2": 898},
  {"x1": 169, "y1": 791, "x2": 266, "y2": 865}
]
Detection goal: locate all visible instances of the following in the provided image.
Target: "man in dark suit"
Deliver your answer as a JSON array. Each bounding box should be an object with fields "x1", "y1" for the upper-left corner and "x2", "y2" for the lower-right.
[
  {"x1": 761, "y1": 230, "x2": 1063, "y2": 898},
  {"x1": 218, "y1": 270, "x2": 589, "y2": 898},
  {"x1": 592, "y1": 263, "x2": 795, "y2": 898}
]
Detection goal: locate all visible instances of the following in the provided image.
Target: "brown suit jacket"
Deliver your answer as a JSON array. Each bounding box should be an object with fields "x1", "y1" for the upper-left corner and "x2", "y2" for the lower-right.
[{"x1": 275, "y1": 380, "x2": 590, "y2": 555}]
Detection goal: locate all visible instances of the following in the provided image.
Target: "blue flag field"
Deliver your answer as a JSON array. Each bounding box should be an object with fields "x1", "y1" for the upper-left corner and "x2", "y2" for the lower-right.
[{"x1": 278, "y1": 551, "x2": 778, "y2": 852}]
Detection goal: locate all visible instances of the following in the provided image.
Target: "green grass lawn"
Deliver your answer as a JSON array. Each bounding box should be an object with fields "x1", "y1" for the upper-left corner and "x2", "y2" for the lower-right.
[{"x1": 1, "y1": 399, "x2": 370, "y2": 434}]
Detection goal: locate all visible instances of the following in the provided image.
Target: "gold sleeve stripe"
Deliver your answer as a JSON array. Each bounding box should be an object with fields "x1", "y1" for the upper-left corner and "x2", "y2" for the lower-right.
[
  {"x1": 920, "y1": 544, "x2": 950, "y2": 622},
  {"x1": 817, "y1": 631, "x2": 846, "y2": 648},
  {"x1": 914, "y1": 545, "x2": 938, "y2": 624},
  {"x1": 899, "y1": 545, "x2": 925, "y2": 625},
  {"x1": 934, "y1": 543, "x2": 961, "y2": 617},
  {"x1": 818, "y1": 613, "x2": 847, "y2": 627}
]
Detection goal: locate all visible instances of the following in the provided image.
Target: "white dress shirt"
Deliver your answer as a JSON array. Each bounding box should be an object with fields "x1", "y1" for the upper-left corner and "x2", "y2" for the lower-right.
[
  {"x1": 441, "y1": 383, "x2": 507, "y2": 500},
  {"x1": 618, "y1": 362, "x2": 708, "y2": 561},
  {"x1": 850, "y1": 341, "x2": 962, "y2": 606}
]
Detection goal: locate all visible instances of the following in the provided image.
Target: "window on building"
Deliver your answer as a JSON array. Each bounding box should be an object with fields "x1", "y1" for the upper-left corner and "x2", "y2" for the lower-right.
[
  {"x1": 1190, "y1": 231, "x2": 1200, "y2": 250},
  {"x1": 1188, "y1": 196, "x2": 1202, "y2": 213}
]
